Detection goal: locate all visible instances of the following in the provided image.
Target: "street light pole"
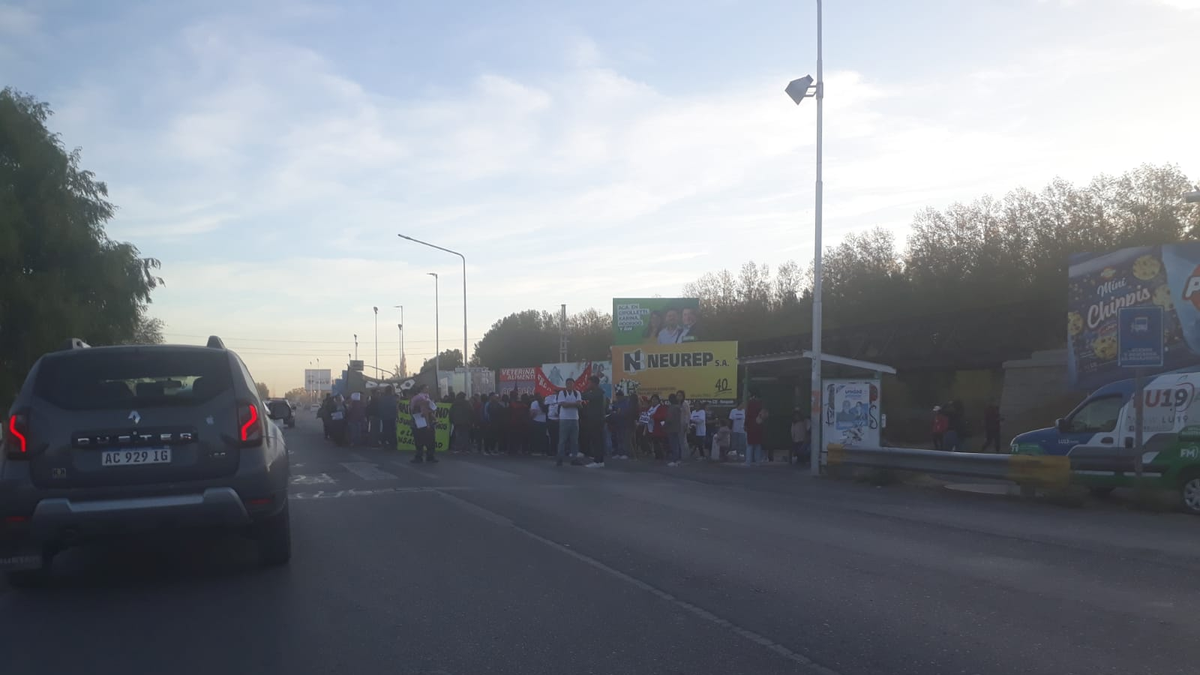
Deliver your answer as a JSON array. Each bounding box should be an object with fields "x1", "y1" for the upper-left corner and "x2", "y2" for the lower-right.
[
  {"x1": 399, "y1": 234, "x2": 471, "y2": 398},
  {"x1": 429, "y1": 272, "x2": 440, "y2": 390},
  {"x1": 373, "y1": 306, "x2": 379, "y2": 375},
  {"x1": 785, "y1": 0, "x2": 825, "y2": 476},
  {"x1": 353, "y1": 334, "x2": 358, "y2": 361},
  {"x1": 394, "y1": 305, "x2": 404, "y2": 378}
]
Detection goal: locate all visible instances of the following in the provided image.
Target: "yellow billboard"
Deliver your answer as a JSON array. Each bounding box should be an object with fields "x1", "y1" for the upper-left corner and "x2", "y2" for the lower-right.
[{"x1": 611, "y1": 341, "x2": 738, "y2": 403}]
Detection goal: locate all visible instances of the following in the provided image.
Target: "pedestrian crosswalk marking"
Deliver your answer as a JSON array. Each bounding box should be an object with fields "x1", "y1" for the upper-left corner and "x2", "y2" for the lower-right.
[
  {"x1": 340, "y1": 461, "x2": 399, "y2": 481},
  {"x1": 290, "y1": 473, "x2": 337, "y2": 485}
]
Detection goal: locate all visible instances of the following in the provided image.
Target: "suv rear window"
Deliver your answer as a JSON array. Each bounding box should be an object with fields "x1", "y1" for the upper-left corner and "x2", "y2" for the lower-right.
[{"x1": 33, "y1": 349, "x2": 234, "y2": 411}]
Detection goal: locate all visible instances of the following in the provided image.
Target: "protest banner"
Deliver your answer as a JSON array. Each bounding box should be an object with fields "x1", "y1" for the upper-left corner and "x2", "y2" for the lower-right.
[
  {"x1": 534, "y1": 361, "x2": 611, "y2": 398},
  {"x1": 395, "y1": 400, "x2": 451, "y2": 452},
  {"x1": 611, "y1": 341, "x2": 737, "y2": 403},
  {"x1": 498, "y1": 367, "x2": 537, "y2": 396},
  {"x1": 612, "y1": 298, "x2": 702, "y2": 346},
  {"x1": 1068, "y1": 243, "x2": 1200, "y2": 388}
]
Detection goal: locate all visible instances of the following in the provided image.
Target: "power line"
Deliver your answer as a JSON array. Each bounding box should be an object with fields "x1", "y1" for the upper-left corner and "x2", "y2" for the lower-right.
[{"x1": 163, "y1": 333, "x2": 481, "y2": 345}]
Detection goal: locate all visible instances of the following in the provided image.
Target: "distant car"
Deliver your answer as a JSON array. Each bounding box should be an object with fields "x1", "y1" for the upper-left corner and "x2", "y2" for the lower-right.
[
  {"x1": 265, "y1": 400, "x2": 295, "y2": 428},
  {"x1": 0, "y1": 336, "x2": 291, "y2": 587}
]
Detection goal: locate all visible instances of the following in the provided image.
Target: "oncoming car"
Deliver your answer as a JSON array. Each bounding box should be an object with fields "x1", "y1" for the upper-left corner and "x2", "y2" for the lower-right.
[{"x1": 0, "y1": 336, "x2": 291, "y2": 586}]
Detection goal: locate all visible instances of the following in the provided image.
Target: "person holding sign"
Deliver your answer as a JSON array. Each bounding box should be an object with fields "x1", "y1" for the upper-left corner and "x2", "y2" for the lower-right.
[{"x1": 410, "y1": 384, "x2": 438, "y2": 464}]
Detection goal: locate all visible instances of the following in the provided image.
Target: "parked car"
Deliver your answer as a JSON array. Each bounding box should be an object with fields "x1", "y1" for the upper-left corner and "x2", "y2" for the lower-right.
[
  {"x1": 265, "y1": 400, "x2": 295, "y2": 428},
  {"x1": 1011, "y1": 369, "x2": 1200, "y2": 514},
  {"x1": 0, "y1": 336, "x2": 291, "y2": 587}
]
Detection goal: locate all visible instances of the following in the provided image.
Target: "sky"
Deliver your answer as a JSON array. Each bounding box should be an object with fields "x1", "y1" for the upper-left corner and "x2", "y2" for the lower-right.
[{"x1": 2, "y1": 0, "x2": 1198, "y2": 394}]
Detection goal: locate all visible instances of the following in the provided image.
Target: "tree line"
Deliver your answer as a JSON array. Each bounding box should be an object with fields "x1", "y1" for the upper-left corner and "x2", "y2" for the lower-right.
[
  {"x1": 469, "y1": 163, "x2": 1199, "y2": 369},
  {"x1": 1, "y1": 89, "x2": 164, "y2": 405}
]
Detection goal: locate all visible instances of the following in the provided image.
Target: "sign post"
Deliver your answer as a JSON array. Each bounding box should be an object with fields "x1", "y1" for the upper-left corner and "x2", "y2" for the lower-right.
[{"x1": 1118, "y1": 306, "x2": 1164, "y2": 481}]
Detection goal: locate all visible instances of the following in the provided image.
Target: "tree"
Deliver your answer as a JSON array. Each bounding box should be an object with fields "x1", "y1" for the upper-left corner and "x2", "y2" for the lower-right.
[
  {"x1": 283, "y1": 387, "x2": 308, "y2": 402},
  {"x1": 0, "y1": 88, "x2": 162, "y2": 403},
  {"x1": 419, "y1": 349, "x2": 463, "y2": 377},
  {"x1": 256, "y1": 382, "x2": 271, "y2": 400},
  {"x1": 470, "y1": 310, "x2": 560, "y2": 368},
  {"x1": 123, "y1": 309, "x2": 165, "y2": 345}
]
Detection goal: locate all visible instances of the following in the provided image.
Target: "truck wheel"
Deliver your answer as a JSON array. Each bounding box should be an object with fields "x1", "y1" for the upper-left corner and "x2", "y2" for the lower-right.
[
  {"x1": 1180, "y1": 473, "x2": 1200, "y2": 515},
  {"x1": 256, "y1": 502, "x2": 292, "y2": 566}
]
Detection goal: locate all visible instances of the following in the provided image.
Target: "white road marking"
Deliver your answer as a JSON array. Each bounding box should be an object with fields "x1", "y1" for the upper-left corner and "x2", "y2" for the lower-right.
[
  {"x1": 291, "y1": 485, "x2": 473, "y2": 500},
  {"x1": 340, "y1": 461, "x2": 398, "y2": 481},
  {"x1": 290, "y1": 473, "x2": 337, "y2": 485},
  {"x1": 434, "y1": 490, "x2": 841, "y2": 675}
]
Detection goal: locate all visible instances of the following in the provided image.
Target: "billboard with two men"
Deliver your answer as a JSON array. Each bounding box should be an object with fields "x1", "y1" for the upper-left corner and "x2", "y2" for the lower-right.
[{"x1": 613, "y1": 298, "x2": 702, "y2": 345}]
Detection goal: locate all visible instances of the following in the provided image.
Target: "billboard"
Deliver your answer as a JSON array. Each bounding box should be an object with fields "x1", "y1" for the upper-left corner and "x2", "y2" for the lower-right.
[
  {"x1": 611, "y1": 341, "x2": 737, "y2": 403},
  {"x1": 613, "y1": 298, "x2": 702, "y2": 346},
  {"x1": 498, "y1": 368, "x2": 537, "y2": 396},
  {"x1": 535, "y1": 361, "x2": 612, "y2": 398},
  {"x1": 1068, "y1": 243, "x2": 1200, "y2": 388},
  {"x1": 304, "y1": 369, "x2": 332, "y2": 392},
  {"x1": 395, "y1": 400, "x2": 451, "y2": 453},
  {"x1": 822, "y1": 379, "x2": 881, "y2": 448}
]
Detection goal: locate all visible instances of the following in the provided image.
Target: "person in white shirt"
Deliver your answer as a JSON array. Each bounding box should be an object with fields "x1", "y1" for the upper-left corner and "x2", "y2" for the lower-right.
[
  {"x1": 656, "y1": 307, "x2": 684, "y2": 344},
  {"x1": 676, "y1": 389, "x2": 691, "y2": 459},
  {"x1": 554, "y1": 378, "x2": 583, "y2": 466},
  {"x1": 690, "y1": 402, "x2": 708, "y2": 458},
  {"x1": 529, "y1": 394, "x2": 549, "y2": 456},
  {"x1": 546, "y1": 391, "x2": 560, "y2": 458},
  {"x1": 728, "y1": 400, "x2": 747, "y2": 459}
]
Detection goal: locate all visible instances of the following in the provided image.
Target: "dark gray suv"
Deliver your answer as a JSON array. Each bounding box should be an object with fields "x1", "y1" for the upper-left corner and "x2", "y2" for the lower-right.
[{"x1": 0, "y1": 336, "x2": 291, "y2": 586}]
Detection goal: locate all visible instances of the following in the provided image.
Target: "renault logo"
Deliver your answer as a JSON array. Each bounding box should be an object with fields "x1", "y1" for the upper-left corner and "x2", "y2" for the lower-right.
[{"x1": 128, "y1": 410, "x2": 141, "y2": 425}]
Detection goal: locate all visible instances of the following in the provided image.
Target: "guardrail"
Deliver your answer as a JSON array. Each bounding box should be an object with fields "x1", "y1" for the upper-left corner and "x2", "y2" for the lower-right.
[{"x1": 825, "y1": 444, "x2": 1071, "y2": 489}]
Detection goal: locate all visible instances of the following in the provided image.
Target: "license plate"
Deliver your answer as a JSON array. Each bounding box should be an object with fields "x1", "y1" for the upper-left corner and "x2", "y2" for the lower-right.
[{"x1": 101, "y1": 448, "x2": 172, "y2": 466}]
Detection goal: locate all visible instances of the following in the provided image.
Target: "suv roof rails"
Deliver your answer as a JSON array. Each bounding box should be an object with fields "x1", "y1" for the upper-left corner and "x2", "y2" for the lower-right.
[
  {"x1": 59, "y1": 338, "x2": 91, "y2": 351},
  {"x1": 206, "y1": 335, "x2": 226, "y2": 349}
]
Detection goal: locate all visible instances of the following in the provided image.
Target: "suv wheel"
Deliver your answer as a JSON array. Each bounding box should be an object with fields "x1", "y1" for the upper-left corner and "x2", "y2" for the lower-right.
[
  {"x1": 256, "y1": 502, "x2": 292, "y2": 566},
  {"x1": 5, "y1": 549, "x2": 54, "y2": 588},
  {"x1": 1181, "y1": 474, "x2": 1200, "y2": 515}
]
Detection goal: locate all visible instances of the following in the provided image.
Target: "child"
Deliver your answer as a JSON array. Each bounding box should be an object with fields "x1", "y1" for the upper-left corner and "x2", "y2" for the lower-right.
[{"x1": 712, "y1": 419, "x2": 732, "y2": 462}]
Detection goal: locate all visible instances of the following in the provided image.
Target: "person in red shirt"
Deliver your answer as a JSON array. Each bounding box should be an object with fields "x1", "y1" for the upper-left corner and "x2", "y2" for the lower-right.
[
  {"x1": 744, "y1": 390, "x2": 768, "y2": 464},
  {"x1": 648, "y1": 394, "x2": 669, "y2": 460},
  {"x1": 932, "y1": 406, "x2": 949, "y2": 450}
]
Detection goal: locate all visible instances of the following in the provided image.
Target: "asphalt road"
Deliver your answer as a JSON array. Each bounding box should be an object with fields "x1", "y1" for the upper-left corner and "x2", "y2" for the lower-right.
[{"x1": 2, "y1": 415, "x2": 1199, "y2": 675}]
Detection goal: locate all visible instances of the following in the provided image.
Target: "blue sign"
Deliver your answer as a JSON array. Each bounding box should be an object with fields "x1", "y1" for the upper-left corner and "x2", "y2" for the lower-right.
[{"x1": 1118, "y1": 306, "x2": 1164, "y2": 368}]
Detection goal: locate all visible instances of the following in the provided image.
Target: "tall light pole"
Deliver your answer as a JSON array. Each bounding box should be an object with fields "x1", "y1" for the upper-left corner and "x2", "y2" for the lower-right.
[
  {"x1": 373, "y1": 306, "x2": 379, "y2": 375},
  {"x1": 429, "y1": 272, "x2": 440, "y2": 390},
  {"x1": 394, "y1": 305, "x2": 405, "y2": 378},
  {"x1": 399, "y1": 234, "x2": 471, "y2": 397},
  {"x1": 353, "y1": 334, "x2": 358, "y2": 361},
  {"x1": 785, "y1": 0, "x2": 824, "y2": 476}
]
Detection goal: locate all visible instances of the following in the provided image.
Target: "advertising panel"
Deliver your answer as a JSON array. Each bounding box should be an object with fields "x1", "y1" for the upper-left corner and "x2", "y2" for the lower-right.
[
  {"x1": 821, "y1": 379, "x2": 881, "y2": 448},
  {"x1": 613, "y1": 298, "x2": 702, "y2": 346},
  {"x1": 1068, "y1": 243, "x2": 1200, "y2": 388},
  {"x1": 611, "y1": 341, "x2": 737, "y2": 403},
  {"x1": 395, "y1": 400, "x2": 451, "y2": 453},
  {"x1": 304, "y1": 369, "x2": 332, "y2": 393},
  {"x1": 498, "y1": 368, "x2": 537, "y2": 397},
  {"x1": 534, "y1": 361, "x2": 612, "y2": 398}
]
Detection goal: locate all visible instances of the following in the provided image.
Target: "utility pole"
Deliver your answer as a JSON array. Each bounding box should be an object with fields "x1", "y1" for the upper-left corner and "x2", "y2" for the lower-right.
[{"x1": 559, "y1": 303, "x2": 568, "y2": 363}]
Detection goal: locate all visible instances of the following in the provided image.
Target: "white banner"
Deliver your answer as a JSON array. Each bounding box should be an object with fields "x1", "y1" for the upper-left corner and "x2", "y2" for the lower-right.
[{"x1": 822, "y1": 379, "x2": 881, "y2": 448}]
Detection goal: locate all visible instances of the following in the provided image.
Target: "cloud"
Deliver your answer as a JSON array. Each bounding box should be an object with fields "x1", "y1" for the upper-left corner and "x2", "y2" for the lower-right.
[{"x1": 0, "y1": 3, "x2": 35, "y2": 34}]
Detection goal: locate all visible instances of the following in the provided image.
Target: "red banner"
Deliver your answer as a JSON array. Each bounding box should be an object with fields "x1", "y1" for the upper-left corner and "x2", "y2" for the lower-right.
[{"x1": 534, "y1": 363, "x2": 592, "y2": 397}]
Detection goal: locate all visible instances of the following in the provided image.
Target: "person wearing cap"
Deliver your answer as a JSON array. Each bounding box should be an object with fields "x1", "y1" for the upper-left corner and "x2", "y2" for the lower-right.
[{"x1": 932, "y1": 405, "x2": 949, "y2": 451}]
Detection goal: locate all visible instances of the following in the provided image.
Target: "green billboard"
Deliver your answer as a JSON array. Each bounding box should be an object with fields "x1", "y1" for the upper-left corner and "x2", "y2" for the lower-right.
[{"x1": 612, "y1": 298, "x2": 702, "y2": 346}]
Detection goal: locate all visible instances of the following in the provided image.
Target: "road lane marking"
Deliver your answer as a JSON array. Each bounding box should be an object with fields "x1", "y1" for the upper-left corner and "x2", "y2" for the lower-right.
[
  {"x1": 434, "y1": 490, "x2": 841, "y2": 675},
  {"x1": 291, "y1": 486, "x2": 473, "y2": 500},
  {"x1": 340, "y1": 461, "x2": 399, "y2": 481},
  {"x1": 290, "y1": 473, "x2": 337, "y2": 485}
]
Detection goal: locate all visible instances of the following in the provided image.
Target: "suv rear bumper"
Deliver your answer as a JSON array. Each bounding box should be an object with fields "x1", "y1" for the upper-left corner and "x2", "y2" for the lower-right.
[{"x1": 28, "y1": 487, "x2": 251, "y2": 543}]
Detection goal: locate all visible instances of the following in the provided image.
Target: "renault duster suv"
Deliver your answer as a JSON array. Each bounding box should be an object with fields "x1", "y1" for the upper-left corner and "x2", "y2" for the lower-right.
[{"x1": 0, "y1": 336, "x2": 291, "y2": 586}]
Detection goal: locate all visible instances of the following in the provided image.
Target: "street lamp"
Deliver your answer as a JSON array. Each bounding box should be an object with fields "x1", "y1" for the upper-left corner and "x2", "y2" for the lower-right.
[
  {"x1": 394, "y1": 305, "x2": 404, "y2": 378},
  {"x1": 353, "y1": 334, "x2": 358, "y2": 361},
  {"x1": 429, "y1": 272, "x2": 440, "y2": 389},
  {"x1": 785, "y1": 0, "x2": 825, "y2": 477},
  {"x1": 399, "y1": 234, "x2": 470, "y2": 397},
  {"x1": 373, "y1": 306, "x2": 379, "y2": 376}
]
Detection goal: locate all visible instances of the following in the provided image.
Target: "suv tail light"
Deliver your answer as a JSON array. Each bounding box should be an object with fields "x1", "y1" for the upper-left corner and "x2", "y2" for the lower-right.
[
  {"x1": 5, "y1": 412, "x2": 29, "y2": 459},
  {"x1": 238, "y1": 402, "x2": 264, "y2": 446}
]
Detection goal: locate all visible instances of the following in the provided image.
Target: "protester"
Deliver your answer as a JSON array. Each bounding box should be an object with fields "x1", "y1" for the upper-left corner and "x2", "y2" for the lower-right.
[
  {"x1": 366, "y1": 391, "x2": 380, "y2": 446},
  {"x1": 981, "y1": 404, "x2": 1002, "y2": 453},
  {"x1": 745, "y1": 390, "x2": 767, "y2": 464},
  {"x1": 932, "y1": 406, "x2": 948, "y2": 450},
  {"x1": 943, "y1": 400, "x2": 966, "y2": 451},
  {"x1": 509, "y1": 393, "x2": 529, "y2": 455},
  {"x1": 790, "y1": 410, "x2": 808, "y2": 465},
  {"x1": 690, "y1": 402, "x2": 708, "y2": 459},
  {"x1": 713, "y1": 419, "x2": 732, "y2": 461},
  {"x1": 728, "y1": 399, "x2": 747, "y2": 460},
  {"x1": 330, "y1": 394, "x2": 348, "y2": 446},
  {"x1": 676, "y1": 389, "x2": 691, "y2": 461},
  {"x1": 554, "y1": 379, "x2": 583, "y2": 466},
  {"x1": 319, "y1": 393, "x2": 334, "y2": 440},
  {"x1": 485, "y1": 393, "x2": 504, "y2": 455},
  {"x1": 582, "y1": 376, "x2": 607, "y2": 468},
  {"x1": 410, "y1": 384, "x2": 438, "y2": 463},
  {"x1": 547, "y1": 389, "x2": 561, "y2": 459},
  {"x1": 470, "y1": 394, "x2": 484, "y2": 452},
  {"x1": 610, "y1": 390, "x2": 634, "y2": 460},
  {"x1": 648, "y1": 394, "x2": 667, "y2": 459},
  {"x1": 529, "y1": 393, "x2": 549, "y2": 456},
  {"x1": 347, "y1": 392, "x2": 367, "y2": 446},
  {"x1": 664, "y1": 393, "x2": 683, "y2": 466},
  {"x1": 450, "y1": 391, "x2": 473, "y2": 453},
  {"x1": 377, "y1": 385, "x2": 398, "y2": 450},
  {"x1": 636, "y1": 401, "x2": 652, "y2": 458}
]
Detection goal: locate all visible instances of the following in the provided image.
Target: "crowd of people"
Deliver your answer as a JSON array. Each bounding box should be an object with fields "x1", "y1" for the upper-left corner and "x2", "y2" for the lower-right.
[{"x1": 315, "y1": 380, "x2": 815, "y2": 468}]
